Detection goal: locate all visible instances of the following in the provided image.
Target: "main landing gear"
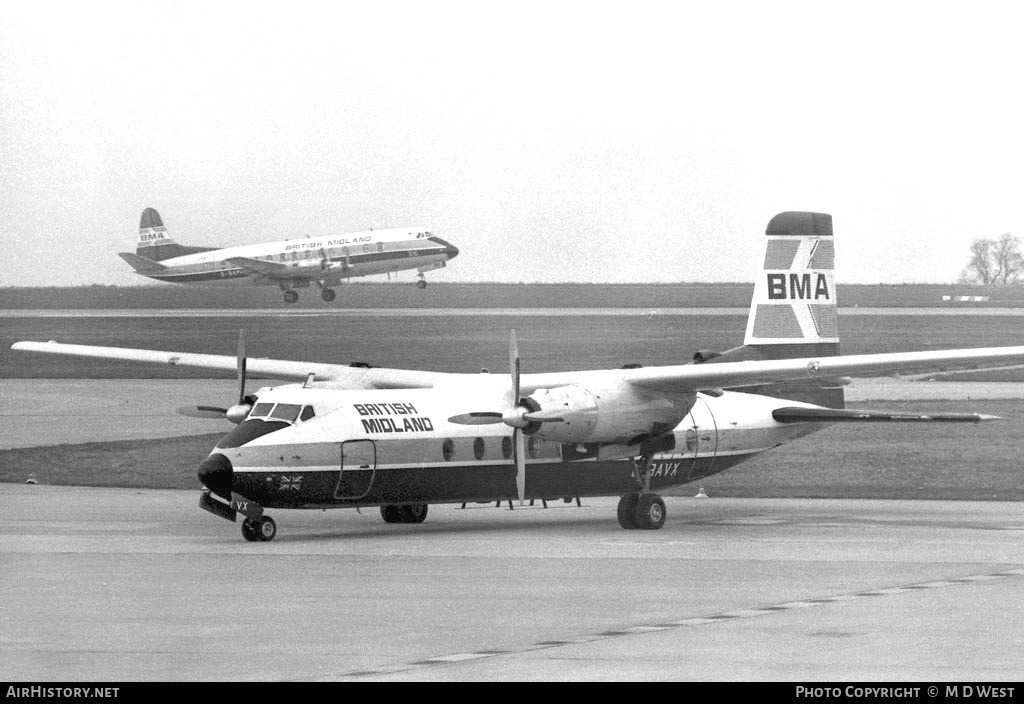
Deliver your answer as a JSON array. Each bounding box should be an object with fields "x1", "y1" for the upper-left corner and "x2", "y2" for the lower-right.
[
  {"x1": 416, "y1": 273, "x2": 428, "y2": 289},
  {"x1": 617, "y1": 440, "x2": 667, "y2": 530},
  {"x1": 380, "y1": 503, "x2": 429, "y2": 524},
  {"x1": 283, "y1": 289, "x2": 299, "y2": 304},
  {"x1": 320, "y1": 288, "x2": 336, "y2": 302}
]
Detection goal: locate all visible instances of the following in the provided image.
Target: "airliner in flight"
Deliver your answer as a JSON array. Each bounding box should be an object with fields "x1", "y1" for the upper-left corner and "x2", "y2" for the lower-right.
[{"x1": 119, "y1": 208, "x2": 460, "y2": 303}]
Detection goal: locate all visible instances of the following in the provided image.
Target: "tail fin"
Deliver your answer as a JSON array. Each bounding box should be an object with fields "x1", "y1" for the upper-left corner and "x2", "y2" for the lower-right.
[
  {"x1": 744, "y1": 211, "x2": 838, "y2": 354},
  {"x1": 702, "y1": 212, "x2": 844, "y2": 408},
  {"x1": 127, "y1": 208, "x2": 216, "y2": 262}
]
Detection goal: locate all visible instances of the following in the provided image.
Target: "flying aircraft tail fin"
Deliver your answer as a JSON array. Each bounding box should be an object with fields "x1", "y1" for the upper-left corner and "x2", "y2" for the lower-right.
[
  {"x1": 699, "y1": 212, "x2": 844, "y2": 408},
  {"x1": 132, "y1": 207, "x2": 217, "y2": 262}
]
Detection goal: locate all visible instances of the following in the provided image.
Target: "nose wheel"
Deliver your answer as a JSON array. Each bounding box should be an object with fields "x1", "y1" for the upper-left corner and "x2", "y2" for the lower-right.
[
  {"x1": 241, "y1": 515, "x2": 277, "y2": 541},
  {"x1": 320, "y1": 288, "x2": 336, "y2": 302}
]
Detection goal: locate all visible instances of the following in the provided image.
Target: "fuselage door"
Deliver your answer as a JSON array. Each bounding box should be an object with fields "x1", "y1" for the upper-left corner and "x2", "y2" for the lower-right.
[
  {"x1": 335, "y1": 439, "x2": 376, "y2": 500},
  {"x1": 684, "y1": 395, "x2": 718, "y2": 481}
]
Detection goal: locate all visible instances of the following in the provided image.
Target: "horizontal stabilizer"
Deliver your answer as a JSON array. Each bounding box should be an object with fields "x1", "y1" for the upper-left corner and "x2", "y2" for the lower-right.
[
  {"x1": 118, "y1": 252, "x2": 168, "y2": 274},
  {"x1": 772, "y1": 406, "x2": 1000, "y2": 424}
]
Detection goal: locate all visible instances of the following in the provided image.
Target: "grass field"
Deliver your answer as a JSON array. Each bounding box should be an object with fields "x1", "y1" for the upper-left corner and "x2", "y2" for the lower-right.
[
  {"x1": 6, "y1": 281, "x2": 1024, "y2": 309},
  {"x1": 3, "y1": 400, "x2": 1021, "y2": 501}
]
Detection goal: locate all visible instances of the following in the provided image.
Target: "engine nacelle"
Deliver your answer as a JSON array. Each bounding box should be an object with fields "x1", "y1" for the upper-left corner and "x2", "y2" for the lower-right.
[{"x1": 524, "y1": 381, "x2": 695, "y2": 445}]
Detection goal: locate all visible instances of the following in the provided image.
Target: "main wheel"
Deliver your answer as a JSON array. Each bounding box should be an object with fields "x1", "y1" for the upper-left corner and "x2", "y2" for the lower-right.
[
  {"x1": 241, "y1": 518, "x2": 260, "y2": 541},
  {"x1": 381, "y1": 505, "x2": 402, "y2": 523},
  {"x1": 257, "y1": 515, "x2": 277, "y2": 541},
  {"x1": 617, "y1": 494, "x2": 640, "y2": 529},
  {"x1": 634, "y1": 494, "x2": 666, "y2": 530},
  {"x1": 400, "y1": 503, "x2": 428, "y2": 523},
  {"x1": 321, "y1": 288, "x2": 336, "y2": 302},
  {"x1": 416, "y1": 279, "x2": 427, "y2": 289},
  {"x1": 283, "y1": 290, "x2": 299, "y2": 304}
]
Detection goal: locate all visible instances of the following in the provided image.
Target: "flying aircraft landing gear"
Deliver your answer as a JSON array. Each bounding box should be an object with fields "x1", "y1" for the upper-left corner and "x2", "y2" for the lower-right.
[
  {"x1": 283, "y1": 290, "x2": 299, "y2": 304},
  {"x1": 618, "y1": 441, "x2": 666, "y2": 530},
  {"x1": 241, "y1": 515, "x2": 277, "y2": 542},
  {"x1": 320, "y1": 288, "x2": 336, "y2": 302},
  {"x1": 416, "y1": 273, "x2": 427, "y2": 289}
]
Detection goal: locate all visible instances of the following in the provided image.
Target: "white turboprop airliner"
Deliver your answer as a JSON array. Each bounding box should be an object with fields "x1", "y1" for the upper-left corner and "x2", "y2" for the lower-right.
[
  {"x1": 16, "y1": 212, "x2": 1024, "y2": 542},
  {"x1": 118, "y1": 208, "x2": 460, "y2": 303}
]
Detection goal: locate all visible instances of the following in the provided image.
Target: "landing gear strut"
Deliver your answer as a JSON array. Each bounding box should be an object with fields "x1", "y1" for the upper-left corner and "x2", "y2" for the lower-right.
[{"x1": 617, "y1": 440, "x2": 666, "y2": 530}]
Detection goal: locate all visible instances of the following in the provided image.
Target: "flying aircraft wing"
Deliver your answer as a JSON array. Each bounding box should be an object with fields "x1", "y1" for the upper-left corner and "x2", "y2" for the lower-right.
[
  {"x1": 224, "y1": 256, "x2": 298, "y2": 278},
  {"x1": 9, "y1": 341, "x2": 442, "y2": 389},
  {"x1": 519, "y1": 346, "x2": 1024, "y2": 395}
]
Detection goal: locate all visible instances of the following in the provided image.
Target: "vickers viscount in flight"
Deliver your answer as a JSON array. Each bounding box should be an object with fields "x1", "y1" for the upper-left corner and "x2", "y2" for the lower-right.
[
  {"x1": 119, "y1": 208, "x2": 460, "y2": 303},
  {"x1": 16, "y1": 212, "x2": 1024, "y2": 542}
]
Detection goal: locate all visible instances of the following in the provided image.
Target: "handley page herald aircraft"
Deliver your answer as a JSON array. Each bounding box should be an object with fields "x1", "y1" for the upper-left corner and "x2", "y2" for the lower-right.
[
  {"x1": 15, "y1": 212, "x2": 1024, "y2": 542},
  {"x1": 119, "y1": 207, "x2": 460, "y2": 303}
]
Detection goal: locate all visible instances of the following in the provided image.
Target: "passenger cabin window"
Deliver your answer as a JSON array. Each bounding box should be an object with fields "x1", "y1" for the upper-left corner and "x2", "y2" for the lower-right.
[
  {"x1": 501, "y1": 436, "x2": 513, "y2": 459},
  {"x1": 473, "y1": 437, "x2": 485, "y2": 460},
  {"x1": 442, "y1": 439, "x2": 454, "y2": 461},
  {"x1": 377, "y1": 242, "x2": 384, "y2": 252}
]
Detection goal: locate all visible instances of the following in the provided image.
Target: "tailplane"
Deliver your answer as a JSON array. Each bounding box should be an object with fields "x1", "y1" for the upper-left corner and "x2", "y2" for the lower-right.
[{"x1": 699, "y1": 212, "x2": 844, "y2": 408}]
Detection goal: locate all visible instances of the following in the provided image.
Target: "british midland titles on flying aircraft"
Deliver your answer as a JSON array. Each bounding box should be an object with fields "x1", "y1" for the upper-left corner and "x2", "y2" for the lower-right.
[
  {"x1": 15, "y1": 212, "x2": 1024, "y2": 542},
  {"x1": 118, "y1": 207, "x2": 460, "y2": 303}
]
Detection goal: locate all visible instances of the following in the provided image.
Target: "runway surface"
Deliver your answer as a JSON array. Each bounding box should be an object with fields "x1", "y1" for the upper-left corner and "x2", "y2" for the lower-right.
[
  {"x1": 3, "y1": 377, "x2": 1023, "y2": 449},
  {"x1": 2, "y1": 484, "x2": 1022, "y2": 681}
]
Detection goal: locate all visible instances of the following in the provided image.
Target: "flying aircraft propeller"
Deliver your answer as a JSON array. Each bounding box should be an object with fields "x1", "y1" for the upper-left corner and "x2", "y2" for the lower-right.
[
  {"x1": 175, "y1": 330, "x2": 254, "y2": 424},
  {"x1": 448, "y1": 330, "x2": 564, "y2": 502}
]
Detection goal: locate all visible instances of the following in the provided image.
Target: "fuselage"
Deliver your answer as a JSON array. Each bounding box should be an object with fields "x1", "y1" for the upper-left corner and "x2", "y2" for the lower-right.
[
  {"x1": 200, "y1": 384, "x2": 822, "y2": 510},
  {"x1": 137, "y1": 227, "x2": 458, "y2": 286}
]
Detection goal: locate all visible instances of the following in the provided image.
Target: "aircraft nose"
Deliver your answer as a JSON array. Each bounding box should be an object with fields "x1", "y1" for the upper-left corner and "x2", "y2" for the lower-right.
[
  {"x1": 198, "y1": 452, "x2": 233, "y2": 501},
  {"x1": 431, "y1": 236, "x2": 459, "y2": 259}
]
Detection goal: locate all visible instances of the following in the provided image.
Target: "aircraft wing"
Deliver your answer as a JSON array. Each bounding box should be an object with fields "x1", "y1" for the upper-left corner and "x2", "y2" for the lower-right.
[
  {"x1": 224, "y1": 257, "x2": 296, "y2": 278},
  {"x1": 519, "y1": 346, "x2": 1024, "y2": 395},
  {"x1": 13, "y1": 341, "x2": 1024, "y2": 396},
  {"x1": 9, "y1": 341, "x2": 442, "y2": 389}
]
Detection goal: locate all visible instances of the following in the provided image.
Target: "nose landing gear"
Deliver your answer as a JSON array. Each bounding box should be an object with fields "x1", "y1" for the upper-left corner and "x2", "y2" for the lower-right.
[{"x1": 241, "y1": 515, "x2": 277, "y2": 542}]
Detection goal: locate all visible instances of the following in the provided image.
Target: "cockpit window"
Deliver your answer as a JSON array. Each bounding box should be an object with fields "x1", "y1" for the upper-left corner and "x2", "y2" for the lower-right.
[
  {"x1": 268, "y1": 403, "x2": 302, "y2": 422},
  {"x1": 247, "y1": 402, "x2": 314, "y2": 424},
  {"x1": 250, "y1": 403, "x2": 274, "y2": 418}
]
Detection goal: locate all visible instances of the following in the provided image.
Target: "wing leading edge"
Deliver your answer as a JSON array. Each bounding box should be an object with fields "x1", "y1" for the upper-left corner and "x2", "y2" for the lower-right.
[
  {"x1": 12, "y1": 340, "x2": 1024, "y2": 396},
  {"x1": 771, "y1": 407, "x2": 1000, "y2": 424}
]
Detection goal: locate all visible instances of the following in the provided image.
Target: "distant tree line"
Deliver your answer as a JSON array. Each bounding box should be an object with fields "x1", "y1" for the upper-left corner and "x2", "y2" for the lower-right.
[{"x1": 960, "y1": 234, "x2": 1024, "y2": 285}]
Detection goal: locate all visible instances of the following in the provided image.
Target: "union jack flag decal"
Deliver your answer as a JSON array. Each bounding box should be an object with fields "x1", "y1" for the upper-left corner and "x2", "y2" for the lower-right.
[{"x1": 279, "y1": 475, "x2": 303, "y2": 491}]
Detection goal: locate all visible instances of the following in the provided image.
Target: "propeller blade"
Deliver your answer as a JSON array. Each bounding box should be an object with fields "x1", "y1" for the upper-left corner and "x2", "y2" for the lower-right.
[
  {"x1": 514, "y1": 428, "x2": 526, "y2": 503},
  {"x1": 176, "y1": 405, "x2": 228, "y2": 419},
  {"x1": 448, "y1": 412, "x2": 504, "y2": 425},
  {"x1": 509, "y1": 329, "x2": 520, "y2": 405},
  {"x1": 236, "y1": 329, "x2": 247, "y2": 405}
]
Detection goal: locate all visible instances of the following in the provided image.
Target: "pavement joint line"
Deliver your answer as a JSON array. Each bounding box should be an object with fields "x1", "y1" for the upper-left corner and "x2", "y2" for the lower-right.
[{"x1": 331, "y1": 566, "x2": 1024, "y2": 679}]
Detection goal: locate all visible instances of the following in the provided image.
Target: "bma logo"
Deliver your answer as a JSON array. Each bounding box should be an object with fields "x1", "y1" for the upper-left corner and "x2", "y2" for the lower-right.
[{"x1": 767, "y1": 273, "x2": 831, "y2": 300}]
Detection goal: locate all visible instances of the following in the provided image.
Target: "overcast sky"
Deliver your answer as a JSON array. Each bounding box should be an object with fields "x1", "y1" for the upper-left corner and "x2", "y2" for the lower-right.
[{"x1": 2, "y1": 1, "x2": 1022, "y2": 287}]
